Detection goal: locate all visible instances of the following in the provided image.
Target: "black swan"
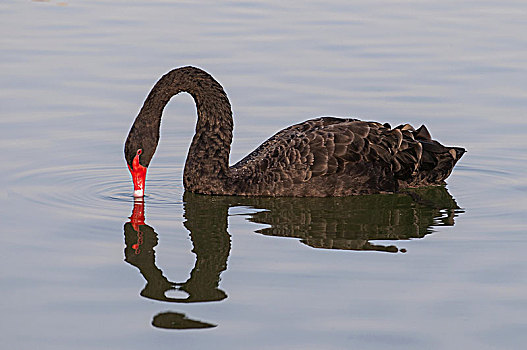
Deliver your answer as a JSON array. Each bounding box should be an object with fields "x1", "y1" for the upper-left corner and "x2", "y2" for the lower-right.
[{"x1": 125, "y1": 66, "x2": 465, "y2": 197}]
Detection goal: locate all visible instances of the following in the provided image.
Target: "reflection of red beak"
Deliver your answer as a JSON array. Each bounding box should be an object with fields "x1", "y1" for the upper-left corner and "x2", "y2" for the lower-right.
[
  {"x1": 129, "y1": 198, "x2": 145, "y2": 232},
  {"x1": 128, "y1": 150, "x2": 147, "y2": 197}
]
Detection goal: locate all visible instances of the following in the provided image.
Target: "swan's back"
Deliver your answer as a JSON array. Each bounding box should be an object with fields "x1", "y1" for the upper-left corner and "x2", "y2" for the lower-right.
[{"x1": 228, "y1": 117, "x2": 465, "y2": 197}]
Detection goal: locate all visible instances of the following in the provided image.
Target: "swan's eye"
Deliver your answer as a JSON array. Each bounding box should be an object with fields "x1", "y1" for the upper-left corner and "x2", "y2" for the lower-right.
[{"x1": 137, "y1": 149, "x2": 142, "y2": 156}]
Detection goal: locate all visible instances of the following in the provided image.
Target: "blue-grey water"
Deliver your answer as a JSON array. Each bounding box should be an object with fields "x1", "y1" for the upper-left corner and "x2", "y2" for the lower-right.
[{"x1": 1, "y1": 1, "x2": 526, "y2": 349}]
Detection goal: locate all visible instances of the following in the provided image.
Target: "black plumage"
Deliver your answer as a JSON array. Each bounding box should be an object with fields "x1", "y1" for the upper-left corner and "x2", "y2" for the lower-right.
[{"x1": 125, "y1": 66, "x2": 465, "y2": 197}]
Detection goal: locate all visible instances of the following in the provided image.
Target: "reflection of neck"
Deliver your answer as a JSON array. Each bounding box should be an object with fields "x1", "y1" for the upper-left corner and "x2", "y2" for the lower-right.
[
  {"x1": 124, "y1": 197, "x2": 231, "y2": 303},
  {"x1": 181, "y1": 194, "x2": 231, "y2": 301},
  {"x1": 124, "y1": 222, "x2": 173, "y2": 298},
  {"x1": 125, "y1": 200, "x2": 173, "y2": 300}
]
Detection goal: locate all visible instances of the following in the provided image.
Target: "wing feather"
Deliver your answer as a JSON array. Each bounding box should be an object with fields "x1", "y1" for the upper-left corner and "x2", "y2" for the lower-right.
[{"x1": 230, "y1": 117, "x2": 464, "y2": 195}]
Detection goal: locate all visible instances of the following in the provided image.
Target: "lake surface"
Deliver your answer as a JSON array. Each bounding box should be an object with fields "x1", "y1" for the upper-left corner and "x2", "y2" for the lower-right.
[{"x1": 2, "y1": 1, "x2": 526, "y2": 349}]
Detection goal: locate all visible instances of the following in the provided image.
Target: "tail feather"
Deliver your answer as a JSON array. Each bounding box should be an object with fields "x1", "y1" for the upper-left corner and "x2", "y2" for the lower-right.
[
  {"x1": 413, "y1": 143, "x2": 465, "y2": 186},
  {"x1": 393, "y1": 124, "x2": 465, "y2": 188}
]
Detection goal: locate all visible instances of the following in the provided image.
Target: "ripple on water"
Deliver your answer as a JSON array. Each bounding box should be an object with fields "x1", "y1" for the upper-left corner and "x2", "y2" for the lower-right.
[
  {"x1": 452, "y1": 154, "x2": 526, "y2": 217},
  {"x1": 9, "y1": 164, "x2": 185, "y2": 218},
  {"x1": 9, "y1": 153, "x2": 524, "y2": 221}
]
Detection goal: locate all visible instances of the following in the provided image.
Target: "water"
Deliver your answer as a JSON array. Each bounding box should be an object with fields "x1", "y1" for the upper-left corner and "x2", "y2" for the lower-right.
[{"x1": 1, "y1": 1, "x2": 526, "y2": 349}]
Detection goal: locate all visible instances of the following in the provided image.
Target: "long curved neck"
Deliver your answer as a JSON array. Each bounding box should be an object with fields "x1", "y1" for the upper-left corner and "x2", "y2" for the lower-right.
[{"x1": 134, "y1": 66, "x2": 233, "y2": 194}]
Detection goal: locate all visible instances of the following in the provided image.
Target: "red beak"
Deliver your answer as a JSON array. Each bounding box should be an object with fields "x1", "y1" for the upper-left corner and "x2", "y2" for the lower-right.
[{"x1": 128, "y1": 150, "x2": 147, "y2": 197}]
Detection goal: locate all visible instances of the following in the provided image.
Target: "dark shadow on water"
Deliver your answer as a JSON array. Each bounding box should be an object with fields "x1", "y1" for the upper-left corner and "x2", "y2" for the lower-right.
[
  {"x1": 151, "y1": 312, "x2": 216, "y2": 330},
  {"x1": 123, "y1": 186, "x2": 462, "y2": 329}
]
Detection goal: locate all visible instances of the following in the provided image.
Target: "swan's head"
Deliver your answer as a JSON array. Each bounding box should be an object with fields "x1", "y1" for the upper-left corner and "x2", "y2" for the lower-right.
[
  {"x1": 125, "y1": 120, "x2": 159, "y2": 198},
  {"x1": 127, "y1": 149, "x2": 147, "y2": 198}
]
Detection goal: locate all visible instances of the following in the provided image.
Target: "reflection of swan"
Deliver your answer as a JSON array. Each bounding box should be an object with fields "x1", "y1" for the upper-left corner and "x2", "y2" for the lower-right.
[
  {"x1": 124, "y1": 66, "x2": 465, "y2": 197},
  {"x1": 123, "y1": 187, "x2": 462, "y2": 329},
  {"x1": 184, "y1": 186, "x2": 462, "y2": 253},
  {"x1": 124, "y1": 200, "x2": 229, "y2": 303},
  {"x1": 124, "y1": 199, "x2": 230, "y2": 329}
]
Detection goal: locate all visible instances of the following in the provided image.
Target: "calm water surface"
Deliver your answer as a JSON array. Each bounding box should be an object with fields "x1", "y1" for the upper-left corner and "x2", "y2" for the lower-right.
[{"x1": 1, "y1": 1, "x2": 526, "y2": 349}]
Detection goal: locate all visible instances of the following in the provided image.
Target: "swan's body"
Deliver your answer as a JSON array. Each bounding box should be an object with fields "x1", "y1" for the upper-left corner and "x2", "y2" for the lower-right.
[{"x1": 125, "y1": 66, "x2": 465, "y2": 197}]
